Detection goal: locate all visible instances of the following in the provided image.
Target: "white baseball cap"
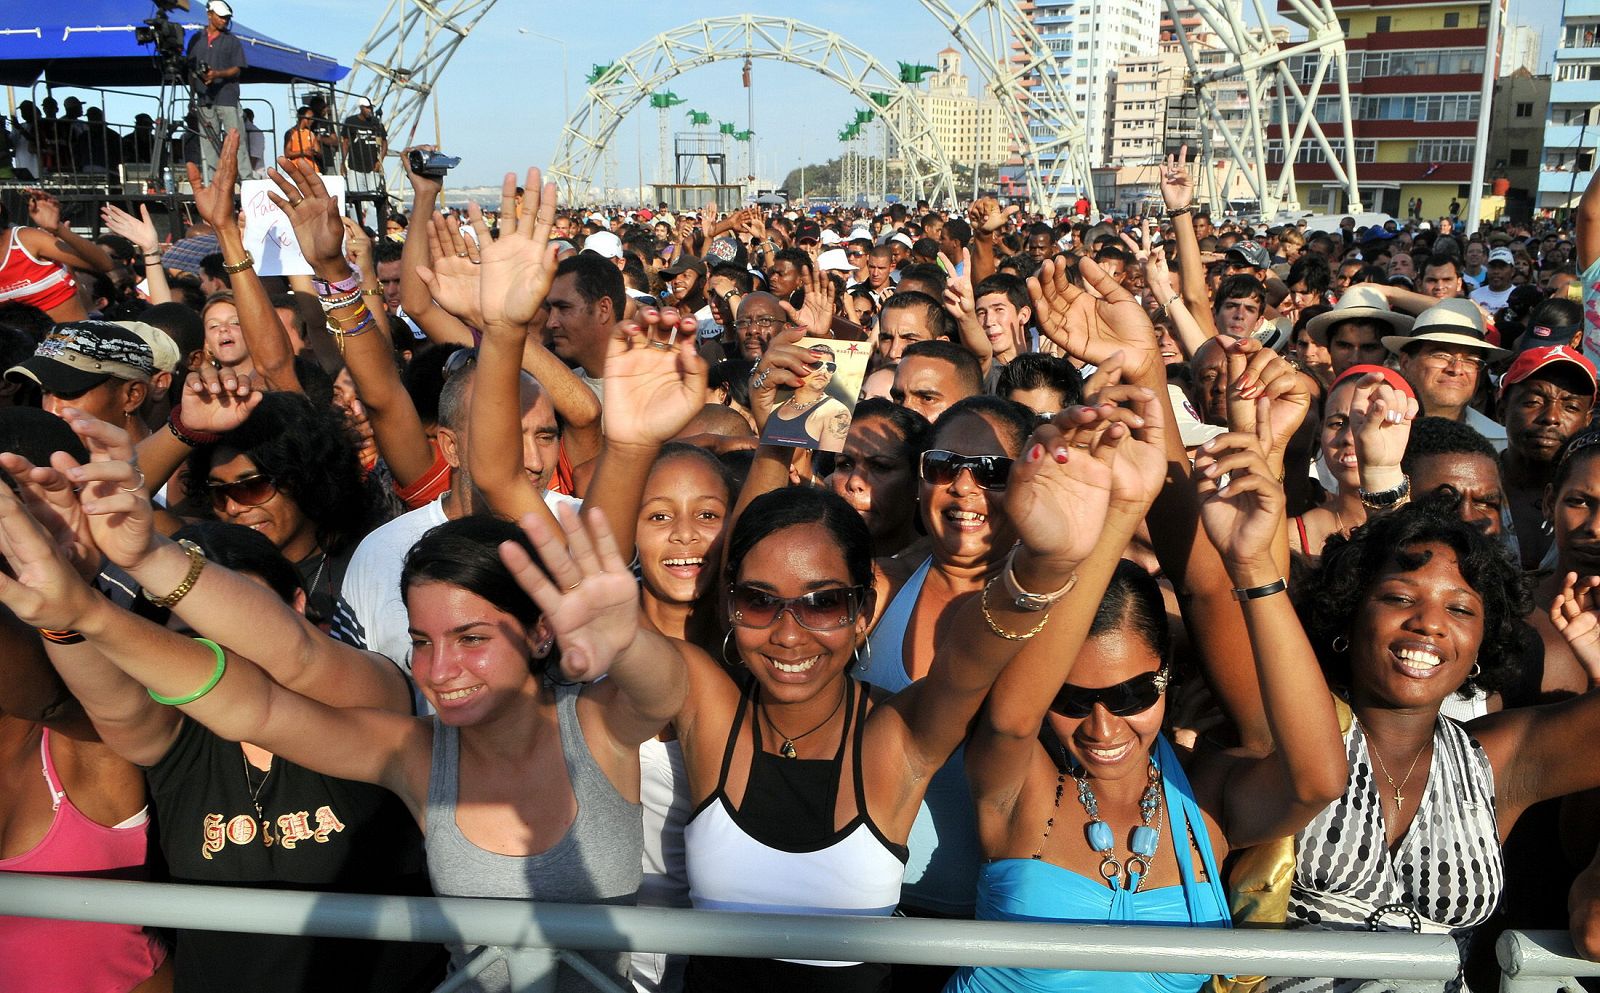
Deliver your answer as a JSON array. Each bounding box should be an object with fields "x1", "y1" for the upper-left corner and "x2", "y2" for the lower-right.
[
  {"x1": 582, "y1": 231, "x2": 624, "y2": 260},
  {"x1": 820, "y1": 230, "x2": 841, "y2": 246},
  {"x1": 816, "y1": 248, "x2": 853, "y2": 273},
  {"x1": 207, "y1": 1, "x2": 234, "y2": 17}
]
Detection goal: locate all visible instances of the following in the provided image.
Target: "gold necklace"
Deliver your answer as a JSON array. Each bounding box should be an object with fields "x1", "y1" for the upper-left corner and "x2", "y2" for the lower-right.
[{"x1": 1365, "y1": 725, "x2": 1429, "y2": 812}]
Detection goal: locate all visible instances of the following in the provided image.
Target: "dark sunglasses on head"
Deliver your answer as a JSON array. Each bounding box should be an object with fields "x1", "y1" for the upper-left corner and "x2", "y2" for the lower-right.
[
  {"x1": 919, "y1": 449, "x2": 1014, "y2": 491},
  {"x1": 1049, "y1": 668, "x2": 1170, "y2": 719},
  {"x1": 727, "y1": 584, "x2": 868, "y2": 632},
  {"x1": 207, "y1": 474, "x2": 278, "y2": 511},
  {"x1": 443, "y1": 347, "x2": 479, "y2": 379}
]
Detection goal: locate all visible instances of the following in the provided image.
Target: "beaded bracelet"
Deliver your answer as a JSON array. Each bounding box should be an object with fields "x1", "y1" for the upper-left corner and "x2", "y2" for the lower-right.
[
  {"x1": 148, "y1": 638, "x2": 227, "y2": 706},
  {"x1": 168, "y1": 406, "x2": 221, "y2": 447},
  {"x1": 319, "y1": 289, "x2": 364, "y2": 312}
]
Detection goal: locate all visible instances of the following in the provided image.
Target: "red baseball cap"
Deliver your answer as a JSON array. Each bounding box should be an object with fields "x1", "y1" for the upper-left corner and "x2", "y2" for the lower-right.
[
  {"x1": 1498, "y1": 345, "x2": 1598, "y2": 401},
  {"x1": 1330, "y1": 363, "x2": 1415, "y2": 399}
]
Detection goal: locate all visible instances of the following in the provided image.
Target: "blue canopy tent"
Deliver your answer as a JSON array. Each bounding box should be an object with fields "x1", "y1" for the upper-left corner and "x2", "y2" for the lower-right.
[{"x1": 0, "y1": 1, "x2": 348, "y2": 88}]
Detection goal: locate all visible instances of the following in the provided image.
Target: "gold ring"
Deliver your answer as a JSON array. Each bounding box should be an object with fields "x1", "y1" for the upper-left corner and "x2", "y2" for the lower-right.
[
  {"x1": 564, "y1": 581, "x2": 581, "y2": 592},
  {"x1": 289, "y1": 198, "x2": 305, "y2": 207}
]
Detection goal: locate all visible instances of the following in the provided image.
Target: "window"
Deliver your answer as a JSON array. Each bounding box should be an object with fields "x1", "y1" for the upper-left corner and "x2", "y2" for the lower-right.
[
  {"x1": 1376, "y1": 15, "x2": 1391, "y2": 31},
  {"x1": 1410, "y1": 139, "x2": 1474, "y2": 163},
  {"x1": 1509, "y1": 149, "x2": 1528, "y2": 167},
  {"x1": 1444, "y1": 12, "x2": 1460, "y2": 27},
  {"x1": 1338, "y1": 18, "x2": 1350, "y2": 34},
  {"x1": 1514, "y1": 102, "x2": 1533, "y2": 118}
]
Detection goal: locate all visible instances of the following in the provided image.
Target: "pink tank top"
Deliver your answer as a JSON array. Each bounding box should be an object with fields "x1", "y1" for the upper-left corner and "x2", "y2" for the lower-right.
[
  {"x1": 0, "y1": 727, "x2": 167, "y2": 992},
  {"x1": 0, "y1": 227, "x2": 77, "y2": 312}
]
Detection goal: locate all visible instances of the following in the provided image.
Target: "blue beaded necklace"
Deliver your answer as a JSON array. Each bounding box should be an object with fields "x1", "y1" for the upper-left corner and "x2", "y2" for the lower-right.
[{"x1": 1036, "y1": 742, "x2": 1164, "y2": 892}]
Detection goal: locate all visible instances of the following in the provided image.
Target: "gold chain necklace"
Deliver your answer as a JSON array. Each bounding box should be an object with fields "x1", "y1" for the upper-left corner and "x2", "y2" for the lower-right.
[{"x1": 1364, "y1": 725, "x2": 1429, "y2": 813}]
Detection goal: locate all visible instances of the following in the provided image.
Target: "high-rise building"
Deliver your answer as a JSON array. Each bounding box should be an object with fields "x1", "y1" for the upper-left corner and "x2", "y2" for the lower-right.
[
  {"x1": 1272, "y1": 0, "x2": 1499, "y2": 217},
  {"x1": 1028, "y1": 0, "x2": 1161, "y2": 181},
  {"x1": 1538, "y1": 1, "x2": 1600, "y2": 215},
  {"x1": 889, "y1": 48, "x2": 1013, "y2": 177},
  {"x1": 1488, "y1": 68, "x2": 1549, "y2": 220},
  {"x1": 1501, "y1": 22, "x2": 1544, "y2": 76}
]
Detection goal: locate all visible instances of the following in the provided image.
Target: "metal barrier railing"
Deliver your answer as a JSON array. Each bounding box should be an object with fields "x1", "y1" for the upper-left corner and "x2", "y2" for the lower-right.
[
  {"x1": 0, "y1": 872, "x2": 1467, "y2": 993},
  {"x1": 1497, "y1": 930, "x2": 1600, "y2": 992}
]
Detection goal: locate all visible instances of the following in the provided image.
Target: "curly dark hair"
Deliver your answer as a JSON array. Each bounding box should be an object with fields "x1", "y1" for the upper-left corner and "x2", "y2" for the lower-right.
[
  {"x1": 186, "y1": 391, "x2": 386, "y2": 557},
  {"x1": 1295, "y1": 499, "x2": 1532, "y2": 699}
]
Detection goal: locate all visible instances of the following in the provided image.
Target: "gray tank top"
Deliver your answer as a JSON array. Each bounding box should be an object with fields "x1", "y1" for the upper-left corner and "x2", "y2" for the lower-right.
[{"x1": 425, "y1": 681, "x2": 643, "y2": 993}]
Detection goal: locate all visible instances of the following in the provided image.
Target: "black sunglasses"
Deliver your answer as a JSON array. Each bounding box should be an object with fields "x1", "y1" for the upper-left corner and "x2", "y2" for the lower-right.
[
  {"x1": 443, "y1": 347, "x2": 478, "y2": 379},
  {"x1": 727, "y1": 584, "x2": 867, "y2": 632},
  {"x1": 207, "y1": 474, "x2": 278, "y2": 512},
  {"x1": 1049, "y1": 668, "x2": 1170, "y2": 719},
  {"x1": 919, "y1": 449, "x2": 1014, "y2": 491}
]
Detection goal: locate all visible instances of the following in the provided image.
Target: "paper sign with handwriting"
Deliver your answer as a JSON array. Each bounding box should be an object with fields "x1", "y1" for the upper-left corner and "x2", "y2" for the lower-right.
[{"x1": 240, "y1": 177, "x2": 345, "y2": 276}]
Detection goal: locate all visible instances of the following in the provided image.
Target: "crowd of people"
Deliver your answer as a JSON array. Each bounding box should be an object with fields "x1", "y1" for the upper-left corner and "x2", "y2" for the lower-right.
[{"x1": 5, "y1": 120, "x2": 1600, "y2": 993}]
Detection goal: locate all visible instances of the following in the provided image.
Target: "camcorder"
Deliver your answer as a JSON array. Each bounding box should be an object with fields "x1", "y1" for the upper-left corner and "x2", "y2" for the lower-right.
[
  {"x1": 136, "y1": 3, "x2": 207, "y2": 91},
  {"x1": 408, "y1": 150, "x2": 461, "y2": 179}
]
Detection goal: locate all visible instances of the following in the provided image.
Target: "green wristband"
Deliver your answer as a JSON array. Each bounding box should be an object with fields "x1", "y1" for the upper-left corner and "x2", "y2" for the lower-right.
[{"x1": 148, "y1": 638, "x2": 227, "y2": 706}]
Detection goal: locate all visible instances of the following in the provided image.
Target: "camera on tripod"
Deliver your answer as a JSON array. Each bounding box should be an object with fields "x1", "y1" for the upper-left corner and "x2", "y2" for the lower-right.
[{"x1": 135, "y1": 1, "x2": 203, "y2": 88}]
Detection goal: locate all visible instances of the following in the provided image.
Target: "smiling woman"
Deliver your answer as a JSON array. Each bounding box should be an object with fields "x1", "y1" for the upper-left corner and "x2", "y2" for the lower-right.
[{"x1": 1268, "y1": 501, "x2": 1600, "y2": 992}]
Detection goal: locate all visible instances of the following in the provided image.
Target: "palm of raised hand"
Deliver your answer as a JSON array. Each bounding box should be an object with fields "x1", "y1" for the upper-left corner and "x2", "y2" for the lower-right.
[
  {"x1": 28, "y1": 196, "x2": 60, "y2": 231},
  {"x1": 181, "y1": 384, "x2": 258, "y2": 434},
  {"x1": 428, "y1": 253, "x2": 487, "y2": 328},
  {"x1": 548, "y1": 567, "x2": 644, "y2": 682},
  {"x1": 603, "y1": 345, "x2": 706, "y2": 447},
  {"x1": 1007, "y1": 447, "x2": 1114, "y2": 565},
  {"x1": 479, "y1": 236, "x2": 552, "y2": 328},
  {"x1": 1199, "y1": 484, "x2": 1275, "y2": 563}
]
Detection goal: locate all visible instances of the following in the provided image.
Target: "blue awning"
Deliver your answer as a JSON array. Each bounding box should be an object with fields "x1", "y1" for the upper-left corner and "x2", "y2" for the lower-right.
[{"x1": 0, "y1": 2, "x2": 349, "y2": 87}]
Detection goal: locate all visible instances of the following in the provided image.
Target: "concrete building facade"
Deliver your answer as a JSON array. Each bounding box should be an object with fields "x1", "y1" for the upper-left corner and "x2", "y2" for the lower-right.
[{"x1": 1539, "y1": 0, "x2": 1600, "y2": 216}]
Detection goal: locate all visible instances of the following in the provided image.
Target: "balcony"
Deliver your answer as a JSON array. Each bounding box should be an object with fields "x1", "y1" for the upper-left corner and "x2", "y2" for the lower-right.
[
  {"x1": 1544, "y1": 125, "x2": 1600, "y2": 149},
  {"x1": 1556, "y1": 47, "x2": 1600, "y2": 63},
  {"x1": 1540, "y1": 169, "x2": 1598, "y2": 195},
  {"x1": 1562, "y1": 0, "x2": 1600, "y2": 17},
  {"x1": 1553, "y1": 79, "x2": 1600, "y2": 105}
]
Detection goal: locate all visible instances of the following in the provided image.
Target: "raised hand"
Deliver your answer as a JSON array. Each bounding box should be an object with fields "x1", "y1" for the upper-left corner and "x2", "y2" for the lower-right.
[
  {"x1": 25, "y1": 188, "x2": 63, "y2": 233},
  {"x1": 342, "y1": 216, "x2": 374, "y2": 275},
  {"x1": 601, "y1": 311, "x2": 708, "y2": 448},
  {"x1": 182, "y1": 366, "x2": 265, "y2": 433},
  {"x1": 1080, "y1": 352, "x2": 1166, "y2": 516},
  {"x1": 265, "y1": 154, "x2": 345, "y2": 271},
  {"x1": 747, "y1": 323, "x2": 820, "y2": 433},
  {"x1": 780, "y1": 265, "x2": 836, "y2": 338},
  {"x1": 1160, "y1": 144, "x2": 1195, "y2": 213},
  {"x1": 0, "y1": 470, "x2": 104, "y2": 631},
  {"x1": 1194, "y1": 401, "x2": 1286, "y2": 575},
  {"x1": 1221, "y1": 336, "x2": 1311, "y2": 469},
  {"x1": 1552, "y1": 573, "x2": 1600, "y2": 688},
  {"x1": 968, "y1": 196, "x2": 1017, "y2": 235},
  {"x1": 1027, "y1": 256, "x2": 1159, "y2": 383},
  {"x1": 188, "y1": 130, "x2": 242, "y2": 231},
  {"x1": 475, "y1": 169, "x2": 558, "y2": 329},
  {"x1": 414, "y1": 211, "x2": 486, "y2": 327},
  {"x1": 501, "y1": 505, "x2": 644, "y2": 683},
  {"x1": 1347, "y1": 372, "x2": 1418, "y2": 488},
  {"x1": 54, "y1": 409, "x2": 159, "y2": 573},
  {"x1": 1005, "y1": 407, "x2": 1124, "y2": 569},
  {"x1": 101, "y1": 202, "x2": 161, "y2": 254}
]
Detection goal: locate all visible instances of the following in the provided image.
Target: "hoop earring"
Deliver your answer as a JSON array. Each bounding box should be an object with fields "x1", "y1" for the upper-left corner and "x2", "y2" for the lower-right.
[
  {"x1": 852, "y1": 638, "x2": 872, "y2": 672},
  {"x1": 721, "y1": 630, "x2": 740, "y2": 669},
  {"x1": 1468, "y1": 661, "x2": 1482, "y2": 680},
  {"x1": 1331, "y1": 635, "x2": 1349, "y2": 655}
]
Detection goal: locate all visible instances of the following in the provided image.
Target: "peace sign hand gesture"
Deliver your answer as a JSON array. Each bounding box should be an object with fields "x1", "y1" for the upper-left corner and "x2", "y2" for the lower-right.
[
  {"x1": 1160, "y1": 144, "x2": 1195, "y2": 213},
  {"x1": 501, "y1": 505, "x2": 645, "y2": 683}
]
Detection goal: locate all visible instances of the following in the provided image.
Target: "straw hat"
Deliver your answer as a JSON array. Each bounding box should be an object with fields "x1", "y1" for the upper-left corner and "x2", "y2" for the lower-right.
[
  {"x1": 1381, "y1": 298, "x2": 1511, "y2": 362},
  {"x1": 1304, "y1": 285, "x2": 1413, "y2": 345}
]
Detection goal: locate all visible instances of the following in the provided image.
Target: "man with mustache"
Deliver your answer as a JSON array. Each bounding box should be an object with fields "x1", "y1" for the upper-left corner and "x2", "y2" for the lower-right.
[{"x1": 1499, "y1": 344, "x2": 1598, "y2": 568}]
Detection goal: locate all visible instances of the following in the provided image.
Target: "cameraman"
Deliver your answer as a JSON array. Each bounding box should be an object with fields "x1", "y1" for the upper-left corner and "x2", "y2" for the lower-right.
[{"x1": 186, "y1": 0, "x2": 252, "y2": 180}]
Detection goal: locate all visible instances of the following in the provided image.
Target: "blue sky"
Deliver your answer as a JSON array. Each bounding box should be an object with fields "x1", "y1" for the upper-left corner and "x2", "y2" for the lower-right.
[{"x1": 31, "y1": 0, "x2": 1566, "y2": 190}]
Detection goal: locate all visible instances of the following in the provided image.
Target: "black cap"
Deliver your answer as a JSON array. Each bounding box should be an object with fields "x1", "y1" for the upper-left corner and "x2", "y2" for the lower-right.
[{"x1": 5, "y1": 321, "x2": 155, "y2": 396}]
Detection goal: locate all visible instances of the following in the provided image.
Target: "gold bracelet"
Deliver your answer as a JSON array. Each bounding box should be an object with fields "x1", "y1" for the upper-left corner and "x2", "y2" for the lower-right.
[
  {"x1": 141, "y1": 540, "x2": 207, "y2": 609},
  {"x1": 220, "y1": 252, "x2": 254, "y2": 274},
  {"x1": 980, "y1": 577, "x2": 1051, "y2": 642},
  {"x1": 362, "y1": 289, "x2": 384, "y2": 298}
]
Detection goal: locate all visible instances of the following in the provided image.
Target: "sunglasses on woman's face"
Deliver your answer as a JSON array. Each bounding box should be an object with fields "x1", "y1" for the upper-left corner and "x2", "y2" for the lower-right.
[
  {"x1": 919, "y1": 449, "x2": 1014, "y2": 491},
  {"x1": 727, "y1": 584, "x2": 867, "y2": 632},
  {"x1": 207, "y1": 474, "x2": 278, "y2": 511},
  {"x1": 1049, "y1": 668, "x2": 1170, "y2": 719}
]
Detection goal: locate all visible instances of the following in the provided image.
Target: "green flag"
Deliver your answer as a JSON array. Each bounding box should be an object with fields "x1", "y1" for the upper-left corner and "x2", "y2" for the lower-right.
[
  {"x1": 855, "y1": 109, "x2": 874, "y2": 125},
  {"x1": 648, "y1": 91, "x2": 686, "y2": 109},
  {"x1": 838, "y1": 127, "x2": 852, "y2": 142},
  {"x1": 686, "y1": 110, "x2": 711, "y2": 126},
  {"x1": 719, "y1": 122, "x2": 737, "y2": 135},
  {"x1": 869, "y1": 92, "x2": 893, "y2": 108},
  {"x1": 586, "y1": 63, "x2": 617, "y2": 85},
  {"x1": 733, "y1": 130, "x2": 752, "y2": 142},
  {"x1": 898, "y1": 61, "x2": 937, "y2": 84}
]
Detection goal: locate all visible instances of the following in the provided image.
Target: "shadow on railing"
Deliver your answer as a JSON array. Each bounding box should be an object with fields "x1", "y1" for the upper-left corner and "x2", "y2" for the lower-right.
[{"x1": 0, "y1": 872, "x2": 1472, "y2": 993}]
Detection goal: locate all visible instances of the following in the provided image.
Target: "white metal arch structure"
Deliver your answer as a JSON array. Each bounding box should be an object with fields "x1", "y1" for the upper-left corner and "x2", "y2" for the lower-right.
[
  {"x1": 914, "y1": 1, "x2": 1096, "y2": 211},
  {"x1": 341, "y1": 0, "x2": 498, "y2": 186},
  {"x1": 1166, "y1": 0, "x2": 1362, "y2": 217},
  {"x1": 548, "y1": 16, "x2": 959, "y2": 204}
]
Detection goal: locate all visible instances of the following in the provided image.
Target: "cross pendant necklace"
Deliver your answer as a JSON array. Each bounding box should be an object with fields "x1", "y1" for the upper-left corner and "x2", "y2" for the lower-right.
[{"x1": 1365, "y1": 724, "x2": 1428, "y2": 814}]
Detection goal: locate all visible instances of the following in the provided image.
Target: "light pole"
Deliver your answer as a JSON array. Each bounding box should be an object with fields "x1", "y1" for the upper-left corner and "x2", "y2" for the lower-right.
[{"x1": 518, "y1": 29, "x2": 569, "y2": 124}]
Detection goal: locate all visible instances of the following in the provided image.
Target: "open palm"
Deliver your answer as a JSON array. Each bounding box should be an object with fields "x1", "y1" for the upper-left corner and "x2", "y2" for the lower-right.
[
  {"x1": 601, "y1": 319, "x2": 708, "y2": 448},
  {"x1": 1006, "y1": 415, "x2": 1121, "y2": 566},
  {"x1": 1029, "y1": 257, "x2": 1159, "y2": 383},
  {"x1": 479, "y1": 169, "x2": 559, "y2": 328}
]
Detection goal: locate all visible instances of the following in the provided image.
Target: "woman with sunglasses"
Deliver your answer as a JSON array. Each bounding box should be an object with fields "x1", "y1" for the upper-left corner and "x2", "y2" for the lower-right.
[
  {"x1": 950, "y1": 389, "x2": 1347, "y2": 993},
  {"x1": 758, "y1": 343, "x2": 852, "y2": 454},
  {"x1": 189, "y1": 391, "x2": 388, "y2": 626},
  {"x1": 828, "y1": 398, "x2": 931, "y2": 559},
  {"x1": 675, "y1": 400, "x2": 1135, "y2": 992}
]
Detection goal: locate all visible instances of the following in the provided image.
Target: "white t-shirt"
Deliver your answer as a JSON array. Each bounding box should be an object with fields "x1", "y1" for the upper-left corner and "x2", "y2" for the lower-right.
[
  {"x1": 1469, "y1": 283, "x2": 1514, "y2": 312},
  {"x1": 331, "y1": 490, "x2": 582, "y2": 675}
]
